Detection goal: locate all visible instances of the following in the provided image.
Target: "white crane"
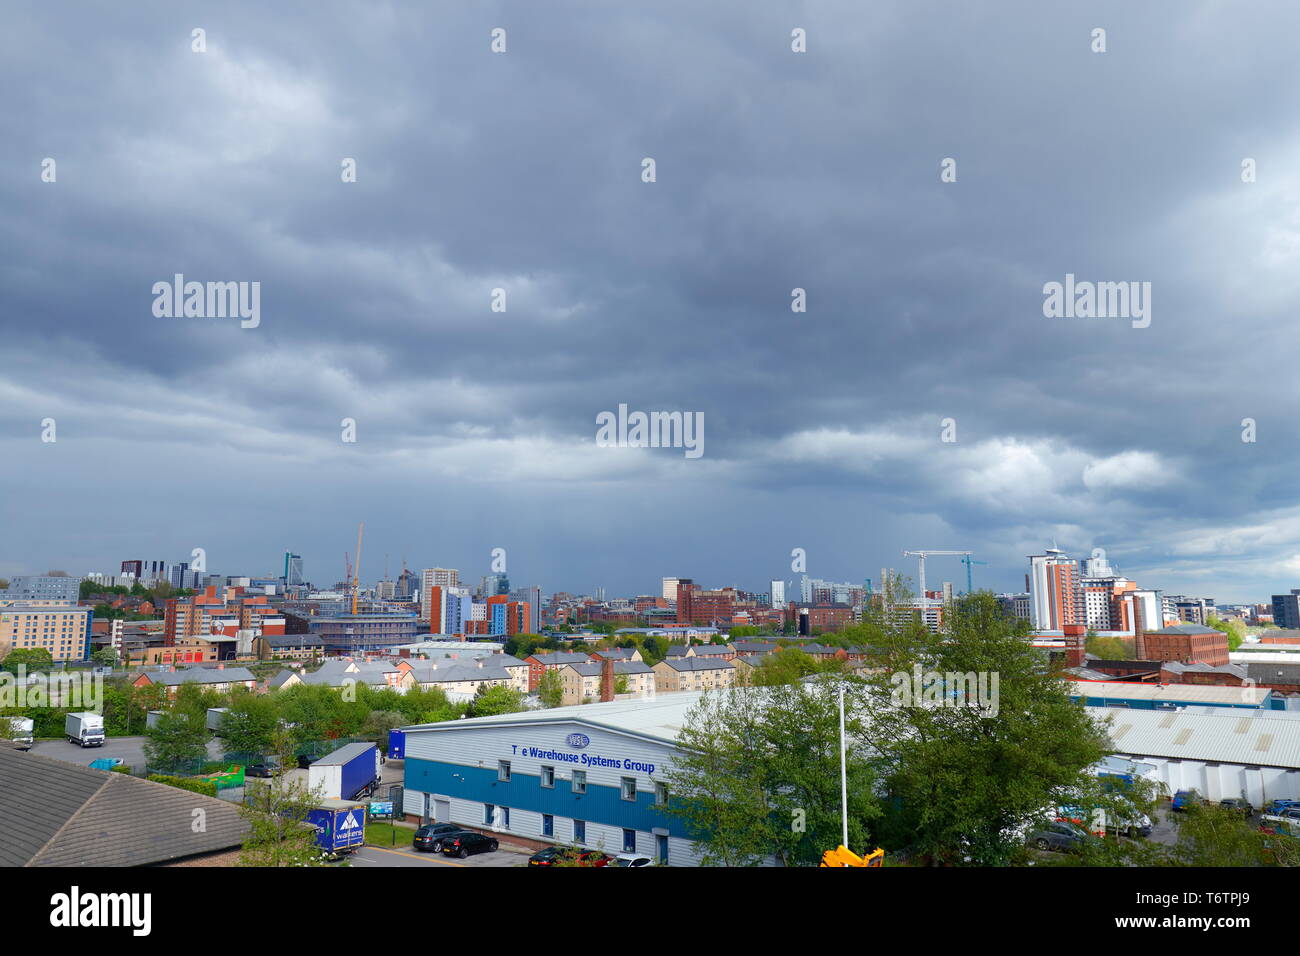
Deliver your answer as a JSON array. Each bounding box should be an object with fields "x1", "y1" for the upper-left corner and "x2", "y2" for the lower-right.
[{"x1": 901, "y1": 550, "x2": 971, "y2": 608}]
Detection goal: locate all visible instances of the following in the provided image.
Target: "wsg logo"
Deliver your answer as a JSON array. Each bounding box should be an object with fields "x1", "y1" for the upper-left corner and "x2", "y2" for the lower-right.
[{"x1": 565, "y1": 733, "x2": 590, "y2": 749}]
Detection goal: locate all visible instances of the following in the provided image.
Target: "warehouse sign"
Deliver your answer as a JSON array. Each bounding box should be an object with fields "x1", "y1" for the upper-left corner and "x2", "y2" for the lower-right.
[{"x1": 510, "y1": 742, "x2": 656, "y2": 776}]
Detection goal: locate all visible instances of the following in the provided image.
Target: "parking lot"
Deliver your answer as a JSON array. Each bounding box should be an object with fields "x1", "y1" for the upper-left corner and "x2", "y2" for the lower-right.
[
  {"x1": 30, "y1": 734, "x2": 225, "y2": 769},
  {"x1": 348, "y1": 841, "x2": 532, "y2": 868}
]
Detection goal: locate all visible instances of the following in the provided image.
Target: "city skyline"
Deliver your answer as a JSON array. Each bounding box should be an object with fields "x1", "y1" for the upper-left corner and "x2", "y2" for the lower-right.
[{"x1": 6, "y1": 3, "x2": 1300, "y2": 606}]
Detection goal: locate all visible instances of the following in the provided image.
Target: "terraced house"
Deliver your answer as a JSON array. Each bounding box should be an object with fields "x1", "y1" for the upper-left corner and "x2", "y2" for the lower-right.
[
  {"x1": 559, "y1": 660, "x2": 656, "y2": 705},
  {"x1": 653, "y1": 655, "x2": 736, "y2": 693}
]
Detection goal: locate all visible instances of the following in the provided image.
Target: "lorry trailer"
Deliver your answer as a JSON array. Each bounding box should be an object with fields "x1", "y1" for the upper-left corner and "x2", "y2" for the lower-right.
[
  {"x1": 307, "y1": 742, "x2": 382, "y2": 801},
  {"x1": 65, "y1": 712, "x2": 105, "y2": 748},
  {"x1": 306, "y1": 800, "x2": 367, "y2": 856}
]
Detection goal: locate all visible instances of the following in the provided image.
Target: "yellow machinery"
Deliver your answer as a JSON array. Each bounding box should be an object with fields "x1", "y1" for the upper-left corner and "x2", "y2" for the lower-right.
[{"x1": 819, "y1": 845, "x2": 884, "y2": 867}]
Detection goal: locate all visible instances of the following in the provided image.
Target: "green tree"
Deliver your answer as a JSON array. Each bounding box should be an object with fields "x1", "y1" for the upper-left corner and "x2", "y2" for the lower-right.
[
  {"x1": 362, "y1": 709, "x2": 407, "y2": 751},
  {"x1": 90, "y1": 648, "x2": 118, "y2": 668},
  {"x1": 465, "y1": 684, "x2": 525, "y2": 718},
  {"x1": 143, "y1": 710, "x2": 209, "y2": 773},
  {"x1": 537, "y1": 669, "x2": 564, "y2": 708},
  {"x1": 1165, "y1": 803, "x2": 1300, "y2": 866},
  {"x1": 1205, "y1": 615, "x2": 1246, "y2": 652},
  {"x1": 862, "y1": 593, "x2": 1112, "y2": 865},
  {"x1": 220, "y1": 691, "x2": 281, "y2": 756},
  {"x1": 238, "y1": 729, "x2": 331, "y2": 866},
  {"x1": 750, "y1": 647, "x2": 824, "y2": 687},
  {"x1": 1, "y1": 647, "x2": 54, "y2": 673},
  {"x1": 1085, "y1": 635, "x2": 1133, "y2": 660}
]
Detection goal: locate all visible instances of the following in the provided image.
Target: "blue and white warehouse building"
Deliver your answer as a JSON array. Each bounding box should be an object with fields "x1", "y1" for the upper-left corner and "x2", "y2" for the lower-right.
[{"x1": 401, "y1": 694, "x2": 707, "y2": 865}]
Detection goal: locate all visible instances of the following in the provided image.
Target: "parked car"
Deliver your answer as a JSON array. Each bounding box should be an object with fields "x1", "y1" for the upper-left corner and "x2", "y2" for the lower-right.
[
  {"x1": 611, "y1": 853, "x2": 654, "y2": 867},
  {"x1": 413, "y1": 823, "x2": 465, "y2": 853},
  {"x1": 527, "y1": 846, "x2": 612, "y2": 867},
  {"x1": 441, "y1": 831, "x2": 499, "y2": 858},
  {"x1": 1219, "y1": 797, "x2": 1254, "y2": 816},
  {"x1": 1027, "y1": 821, "x2": 1093, "y2": 853},
  {"x1": 246, "y1": 762, "x2": 280, "y2": 778},
  {"x1": 1171, "y1": 790, "x2": 1201, "y2": 811}
]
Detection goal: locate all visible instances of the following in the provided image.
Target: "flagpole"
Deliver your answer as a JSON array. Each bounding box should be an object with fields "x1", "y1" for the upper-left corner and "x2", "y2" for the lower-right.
[{"x1": 839, "y1": 682, "x2": 848, "y2": 849}]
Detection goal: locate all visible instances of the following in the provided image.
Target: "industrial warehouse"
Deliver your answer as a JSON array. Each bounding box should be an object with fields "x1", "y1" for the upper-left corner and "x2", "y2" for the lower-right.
[{"x1": 400, "y1": 694, "x2": 703, "y2": 865}]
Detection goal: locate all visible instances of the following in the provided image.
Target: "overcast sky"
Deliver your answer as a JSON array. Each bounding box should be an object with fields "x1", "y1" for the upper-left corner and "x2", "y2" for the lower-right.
[{"x1": 3, "y1": 1, "x2": 1300, "y2": 603}]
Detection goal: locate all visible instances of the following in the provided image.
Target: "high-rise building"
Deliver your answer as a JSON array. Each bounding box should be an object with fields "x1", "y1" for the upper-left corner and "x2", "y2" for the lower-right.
[
  {"x1": 1272, "y1": 590, "x2": 1300, "y2": 630},
  {"x1": 479, "y1": 573, "x2": 510, "y2": 599},
  {"x1": 121, "y1": 560, "x2": 144, "y2": 579},
  {"x1": 1027, "y1": 549, "x2": 1083, "y2": 630},
  {"x1": 770, "y1": 580, "x2": 786, "y2": 606},
  {"x1": 1, "y1": 575, "x2": 80, "y2": 603},
  {"x1": 283, "y1": 552, "x2": 304, "y2": 587},
  {"x1": 396, "y1": 568, "x2": 419, "y2": 601},
  {"x1": 676, "y1": 580, "x2": 737, "y2": 625},
  {"x1": 662, "y1": 577, "x2": 681, "y2": 602},
  {"x1": 420, "y1": 568, "x2": 460, "y2": 621},
  {"x1": 510, "y1": 585, "x2": 542, "y2": 634},
  {"x1": 486, "y1": 595, "x2": 530, "y2": 637},
  {"x1": 0, "y1": 602, "x2": 94, "y2": 662}
]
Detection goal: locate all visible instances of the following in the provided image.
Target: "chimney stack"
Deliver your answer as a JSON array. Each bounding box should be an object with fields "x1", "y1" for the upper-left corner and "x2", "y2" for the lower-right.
[
  {"x1": 600, "y1": 658, "x2": 615, "y2": 702},
  {"x1": 1132, "y1": 596, "x2": 1147, "y2": 659}
]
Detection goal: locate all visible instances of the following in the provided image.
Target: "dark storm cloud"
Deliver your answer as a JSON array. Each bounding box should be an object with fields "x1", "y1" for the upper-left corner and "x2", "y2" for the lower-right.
[{"x1": 4, "y1": 1, "x2": 1300, "y2": 599}]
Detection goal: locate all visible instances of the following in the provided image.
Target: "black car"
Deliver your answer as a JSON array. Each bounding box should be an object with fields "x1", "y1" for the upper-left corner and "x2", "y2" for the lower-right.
[
  {"x1": 413, "y1": 823, "x2": 464, "y2": 853},
  {"x1": 245, "y1": 762, "x2": 280, "y2": 778},
  {"x1": 1219, "y1": 798, "x2": 1254, "y2": 816},
  {"x1": 441, "y1": 831, "x2": 499, "y2": 858}
]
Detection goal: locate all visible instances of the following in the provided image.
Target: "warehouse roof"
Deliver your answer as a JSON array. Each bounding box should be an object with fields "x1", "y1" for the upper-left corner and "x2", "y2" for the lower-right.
[
  {"x1": 0, "y1": 748, "x2": 248, "y2": 866},
  {"x1": 404, "y1": 691, "x2": 709, "y2": 746},
  {"x1": 1102, "y1": 707, "x2": 1300, "y2": 769},
  {"x1": 1246, "y1": 662, "x2": 1300, "y2": 684},
  {"x1": 1069, "y1": 680, "x2": 1270, "y2": 706}
]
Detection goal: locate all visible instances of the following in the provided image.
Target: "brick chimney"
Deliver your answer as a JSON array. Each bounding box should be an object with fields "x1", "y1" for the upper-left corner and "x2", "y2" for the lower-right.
[
  {"x1": 600, "y1": 658, "x2": 615, "y2": 702},
  {"x1": 1132, "y1": 596, "x2": 1147, "y2": 660}
]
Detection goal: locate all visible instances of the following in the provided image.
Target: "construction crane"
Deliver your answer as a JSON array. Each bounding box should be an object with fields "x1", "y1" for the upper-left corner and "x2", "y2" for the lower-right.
[
  {"x1": 901, "y1": 550, "x2": 971, "y2": 607},
  {"x1": 351, "y1": 522, "x2": 364, "y2": 615},
  {"x1": 961, "y1": 555, "x2": 988, "y2": 594}
]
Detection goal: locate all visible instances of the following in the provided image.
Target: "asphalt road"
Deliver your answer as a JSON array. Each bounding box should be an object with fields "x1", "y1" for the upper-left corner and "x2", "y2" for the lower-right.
[{"x1": 30, "y1": 734, "x2": 224, "y2": 769}]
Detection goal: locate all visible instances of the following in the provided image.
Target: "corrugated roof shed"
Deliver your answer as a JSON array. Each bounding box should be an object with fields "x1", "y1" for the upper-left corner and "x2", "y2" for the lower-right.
[
  {"x1": 1100, "y1": 707, "x2": 1300, "y2": 768},
  {"x1": 0, "y1": 748, "x2": 249, "y2": 866}
]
